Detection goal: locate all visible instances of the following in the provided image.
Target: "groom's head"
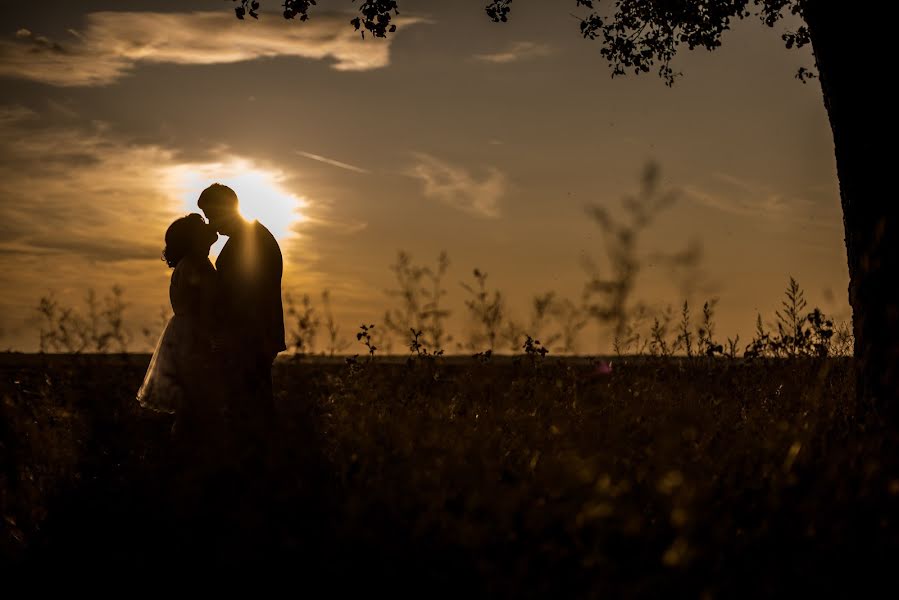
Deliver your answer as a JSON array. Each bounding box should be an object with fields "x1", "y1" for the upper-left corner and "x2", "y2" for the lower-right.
[{"x1": 198, "y1": 183, "x2": 241, "y2": 236}]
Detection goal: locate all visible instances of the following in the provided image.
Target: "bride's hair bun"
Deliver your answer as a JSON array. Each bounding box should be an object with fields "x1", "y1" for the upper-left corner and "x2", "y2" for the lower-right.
[{"x1": 162, "y1": 213, "x2": 207, "y2": 268}]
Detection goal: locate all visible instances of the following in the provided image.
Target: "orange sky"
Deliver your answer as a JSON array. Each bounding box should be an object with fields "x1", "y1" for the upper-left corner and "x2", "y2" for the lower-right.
[{"x1": 0, "y1": 1, "x2": 849, "y2": 354}]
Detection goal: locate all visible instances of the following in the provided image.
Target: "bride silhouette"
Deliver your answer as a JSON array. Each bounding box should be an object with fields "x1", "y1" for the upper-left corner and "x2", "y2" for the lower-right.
[{"x1": 137, "y1": 213, "x2": 219, "y2": 418}]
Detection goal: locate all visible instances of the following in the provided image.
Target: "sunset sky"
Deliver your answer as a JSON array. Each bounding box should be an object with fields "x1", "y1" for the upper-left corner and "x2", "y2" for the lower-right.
[{"x1": 0, "y1": 0, "x2": 848, "y2": 353}]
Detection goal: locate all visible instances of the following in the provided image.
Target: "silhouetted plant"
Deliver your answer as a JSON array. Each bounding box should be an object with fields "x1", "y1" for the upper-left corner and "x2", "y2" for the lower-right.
[
  {"x1": 646, "y1": 299, "x2": 726, "y2": 358},
  {"x1": 649, "y1": 308, "x2": 673, "y2": 357},
  {"x1": 423, "y1": 252, "x2": 452, "y2": 352},
  {"x1": 348, "y1": 0, "x2": 399, "y2": 38},
  {"x1": 408, "y1": 327, "x2": 443, "y2": 360},
  {"x1": 776, "y1": 277, "x2": 809, "y2": 356},
  {"x1": 551, "y1": 296, "x2": 588, "y2": 354},
  {"x1": 461, "y1": 268, "x2": 505, "y2": 352},
  {"x1": 356, "y1": 323, "x2": 378, "y2": 361},
  {"x1": 674, "y1": 301, "x2": 695, "y2": 358},
  {"x1": 653, "y1": 239, "x2": 711, "y2": 307},
  {"x1": 484, "y1": 0, "x2": 513, "y2": 23},
  {"x1": 804, "y1": 307, "x2": 836, "y2": 358},
  {"x1": 237, "y1": 0, "x2": 400, "y2": 37},
  {"x1": 745, "y1": 277, "x2": 843, "y2": 358},
  {"x1": 499, "y1": 320, "x2": 525, "y2": 354},
  {"x1": 384, "y1": 251, "x2": 452, "y2": 354},
  {"x1": 233, "y1": 0, "x2": 262, "y2": 20},
  {"x1": 613, "y1": 304, "x2": 650, "y2": 356},
  {"x1": 582, "y1": 163, "x2": 679, "y2": 352},
  {"x1": 36, "y1": 286, "x2": 130, "y2": 353},
  {"x1": 745, "y1": 313, "x2": 775, "y2": 359},
  {"x1": 37, "y1": 294, "x2": 81, "y2": 353},
  {"x1": 528, "y1": 292, "x2": 563, "y2": 351},
  {"x1": 831, "y1": 321, "x2": 854, "y2": 357},
  {"x1": 522, "y1": 335, "x2": 549, "y2": 364},
  {"x1": 285, "y1": 292, "x2": 321, "y2": 355},
  {"x1": 698, "y1": 300, "x2": 724, "y2": 357},
  {"x1": 322, "y1": 290, "x2": 351, "y2": 356},
  {"x1": 86, "y1": 288, "x2": 128, "y2": 352},
  {"x1": 472, "y1": 348, "x2": 493, "y2": 364}
]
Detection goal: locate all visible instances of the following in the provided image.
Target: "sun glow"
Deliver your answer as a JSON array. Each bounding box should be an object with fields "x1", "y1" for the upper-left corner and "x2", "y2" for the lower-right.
[{"x1": 168, "y1": 158, "x2": 306, "y2": 257}]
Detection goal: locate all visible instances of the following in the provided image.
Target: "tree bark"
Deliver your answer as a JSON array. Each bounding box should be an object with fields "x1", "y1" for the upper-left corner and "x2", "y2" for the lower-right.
[{"x1": 803, "y1": 1, "x2": 896, "y2": 421}]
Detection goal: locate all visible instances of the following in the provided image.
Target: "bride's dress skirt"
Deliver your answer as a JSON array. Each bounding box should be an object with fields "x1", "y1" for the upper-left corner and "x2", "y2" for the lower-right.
[{"x1": 137, "y1": 314, "x2": 211, "y2": 414}]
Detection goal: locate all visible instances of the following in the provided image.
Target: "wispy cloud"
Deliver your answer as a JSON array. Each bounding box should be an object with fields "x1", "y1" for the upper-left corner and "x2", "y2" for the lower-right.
[
  {"x1": 685, "y1": 173, "x2": 840, "y2": 230},
  {"x1": 0, "y1": 104, "x2": 38, "y2": 124},
  {"x1": 474, "y1": 41, "x2": 554, "y2": 64},
  {"x1": 685, "y1": 185, "x2": 793, "y2": 220},
  {"x1": 407, "y1": 153, "x2": 506, "y2": 218},
  {"x1": 296, "y1": 150, "x2": 370, "y2": 174},
  {"x1": 0, "y1": 11, "x2": 421, "y2": 87}
]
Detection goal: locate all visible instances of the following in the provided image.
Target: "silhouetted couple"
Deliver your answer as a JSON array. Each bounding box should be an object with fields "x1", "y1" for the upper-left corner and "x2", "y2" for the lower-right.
[{"x1": 137, "y1": 183, "x2": 285, "y2": 481}]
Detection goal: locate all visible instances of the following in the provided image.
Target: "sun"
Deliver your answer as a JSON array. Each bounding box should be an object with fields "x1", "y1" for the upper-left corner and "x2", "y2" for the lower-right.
[{"x1": 167, "y1": 158, "x2": 307, "y2": 258}]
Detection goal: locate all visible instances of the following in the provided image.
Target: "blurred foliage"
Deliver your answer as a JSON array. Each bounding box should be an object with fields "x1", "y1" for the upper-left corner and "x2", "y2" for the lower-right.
[
  {"x1": 383, "y1": 251, "x2": 452, "y2": 354},
  {"x1": 36, "y1": 286, "x2": 131, "y2": 353}
]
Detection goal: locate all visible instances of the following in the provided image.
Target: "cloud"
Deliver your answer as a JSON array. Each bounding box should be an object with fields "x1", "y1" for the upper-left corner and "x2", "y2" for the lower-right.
[
  {"x1": 683, "y1": 173, "x2": 843, "y2": 253},
  {"x1": 684, "y1": 173, "x2": 841, "y2": 232},
  {"x1": 297, "y1": 214, "x2": 368, "y2": 238},
  {"x1": 0, "y1": 11, "x2": 421, "y2": 86},
  {"x1": 19, "y1": 234, "x2": 161, "y2": 262},
  {"x1": 296, "y1": 150, "x2": 370, "y2": 174},
  {"x1": 474, "y1": 41, "x2": 554, "y2": 64},
  {"x1": 685, "y1": 185, "x2": 781, "y2": 219},
  {"x1": 407, "y1": 153, "x2": 506, "y2": 218},
  {"x1": 0, "y1": 119, "x2": 180, "y2": 263},
  {"x1": 0, "y1": 104, "x2": 38, "y2": 124},
  {"x1": 45, "y1": 99, "x2": 80, "y2": 119}
]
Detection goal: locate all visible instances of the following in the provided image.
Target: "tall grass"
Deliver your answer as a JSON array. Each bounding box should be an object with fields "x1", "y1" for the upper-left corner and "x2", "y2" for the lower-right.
[{"x1": 36, "y1": 273, "x2": 852, "y2": 361}]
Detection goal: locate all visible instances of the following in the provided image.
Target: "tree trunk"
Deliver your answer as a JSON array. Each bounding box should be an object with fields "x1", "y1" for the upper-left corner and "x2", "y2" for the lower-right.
[{"x1": 803, "y1": 1, "x2": 896, "y2": 421}]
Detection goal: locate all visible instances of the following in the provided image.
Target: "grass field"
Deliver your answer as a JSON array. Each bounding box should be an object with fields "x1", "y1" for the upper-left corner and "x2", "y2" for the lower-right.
[{"x1": 2, "y1": 352, "x2": 898, "y2": 595}]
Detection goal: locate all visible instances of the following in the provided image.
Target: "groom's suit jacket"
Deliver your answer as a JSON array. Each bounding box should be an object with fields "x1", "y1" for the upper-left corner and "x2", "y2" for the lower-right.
[{"x1": 216, "y1": 220, "x2": 286, "y2": 362}]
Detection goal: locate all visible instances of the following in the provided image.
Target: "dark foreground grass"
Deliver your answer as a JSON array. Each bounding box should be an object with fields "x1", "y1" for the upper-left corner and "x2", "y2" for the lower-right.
[{"x1": 2, "y1": 353, "x2": 898, "y2": 596}]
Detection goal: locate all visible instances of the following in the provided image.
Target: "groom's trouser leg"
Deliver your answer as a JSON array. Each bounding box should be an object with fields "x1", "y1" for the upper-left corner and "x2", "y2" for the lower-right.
[
  {"x1": 253, "y1": 355, "x2": 276, "y2": 467},
  {"x1": 232, "y1": 355, "x2": 275, "y2": 474}
]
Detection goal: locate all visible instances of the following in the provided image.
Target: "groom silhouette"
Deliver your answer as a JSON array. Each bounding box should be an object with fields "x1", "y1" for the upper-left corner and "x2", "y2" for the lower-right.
[{"x1": 198, "y1": 183, "x2": 285, "y2": 428}]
